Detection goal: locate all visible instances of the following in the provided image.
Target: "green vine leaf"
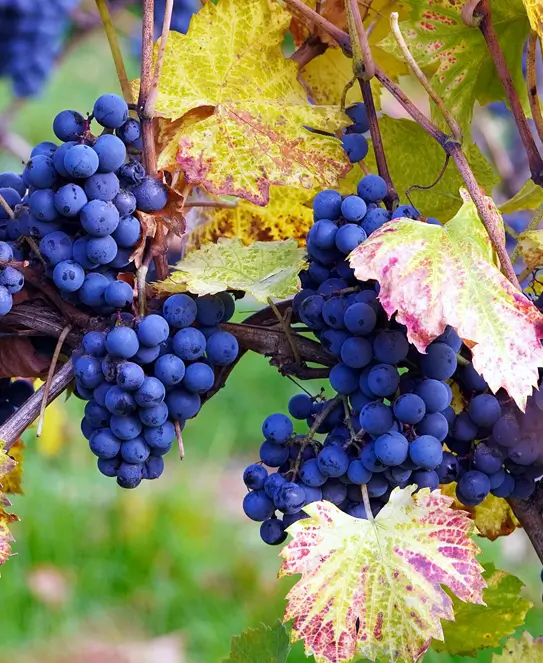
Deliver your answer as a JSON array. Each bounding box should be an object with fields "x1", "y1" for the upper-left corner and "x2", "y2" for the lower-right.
[
  {"x1": 379, "y1": 0, "x2": 531, "y2": 142},
  {"x1": 338, "y1": 116, "x2": 498, "y2": 222},
  {"x1": 499, "y1": 179, "x2": 543, "y2": 214},
  {"x1": 492, "y1": 632, "x2": 543, "y2": 662},
  {"x1": 154, "y1": 238, "x2": 306, "y2": 302},
  {"x1": 432, "y1": 563, "x2": 532, "y2": 656},
  {"x1": 223, "y1": 622, "x2": 290, "y2": 663}
]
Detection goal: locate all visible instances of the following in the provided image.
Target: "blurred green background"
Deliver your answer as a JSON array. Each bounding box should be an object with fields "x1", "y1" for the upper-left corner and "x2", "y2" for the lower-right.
[{"x1": 0, "y1": 23, "x2": 541, "y2": 663}]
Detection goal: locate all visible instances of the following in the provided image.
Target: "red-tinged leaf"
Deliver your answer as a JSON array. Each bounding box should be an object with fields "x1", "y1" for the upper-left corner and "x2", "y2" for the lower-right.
[
  {"x1": 349, "y1": 191, "x2": 543, "y2": 410},
  {"x1": 0, "y1": 337, "x2": 50, "y2": 379},
  {"x1": 279, "y1": 488, "x2": 485, "y2": 663}
]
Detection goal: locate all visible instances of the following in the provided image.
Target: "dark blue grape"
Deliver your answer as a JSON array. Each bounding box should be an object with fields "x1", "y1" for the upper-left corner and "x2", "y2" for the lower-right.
[
  {"x1": 341, "y1": 133, "x2": 368, "y2": 162},
  {"x1": 117, "y1": 462, "x2": 143, "y2": 489},
  {"x1": 206, "y1": 331, "x2": 239, "y2": 365},
  {"x1": 53, "y1": 110, "x2": 85, "y2": 142},
  {"x1": 357, "y1": 174, "x2": 387, "y2": 202},
  {"x1": 340, "y1": 195, "x2": 367, "y2": 222},
  {"x1": 312, "y1": 190, "x2": 342, "y2": 221},
  {"x1": 260, "y1": 518, "x2": 287, "y2": 545},
  {"x1": 409, "y1": 434, "x2": 443, "y2": 470},
  {"x1": 467, "y1": 394, "x2": 501, "y2": 428},
  {"x1": 93, "y1": 94, "x2": 129, "y2": 129},
  {"x1": 374, "y1": 431, "x2": 408, "y2": 466},
  {"x1": 183, "y1": 362, "x2": 215, "y2": 393},
  {"x1": 93, "y1": 134, "x2": 127, "y2": 173}
]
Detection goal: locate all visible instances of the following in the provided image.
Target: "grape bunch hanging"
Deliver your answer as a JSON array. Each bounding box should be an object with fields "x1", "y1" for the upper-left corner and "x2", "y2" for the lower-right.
[{"x1": 242, "y1": 104, "x2": 542, "y2": 546}]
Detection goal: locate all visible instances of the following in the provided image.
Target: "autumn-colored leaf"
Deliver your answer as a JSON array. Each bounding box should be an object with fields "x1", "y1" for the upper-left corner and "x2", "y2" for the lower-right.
[
  {"x1": 0, "y1": 442, "x2": 18, "y2": 568},
  {"x1": 499, "y1": 179, "x2": 543, "y2": 214},
  {"x1": 2, "y1": 440, "x2": 23, "y2": 495},
  {"x1": 523, "y1": 0, "x2": 543, "y2": 41},
  {"x1": 135, "y1": 0, "x2": 349, "y2": 205},
  {"x1": 440, "y1": 482, "x2": 520, "y2": 541},
  {"x1": 188, "y1": 186, "x2": 314, "y2": 249},
  {"x1": 155, "y1": 238, "x2": 306, "y2": 302},
  {"x1": 338, "y1": 117, "x2": 498, "y2": 222},
  {"x1": 379, "y1": 0, "x2": 530, "y2": 142},
  {"x1": 517, "y1": 230, "x2": 543, "y2": 272},
  {"x1": 493, "y1": 632, "x2": 543, "y2": 663},
  {"x1": 432, "y1": 563, "x2": 531, "y2": 656},
  {"x1": 279, "y1": 488, "x2": 485, "y2": 663},
  {"x1": 0, "y1": 337, "x2": 50, "y2": 379},
  {"x1": 350, "y1": 190, "x2": 543, "y2": 409},
  {"x1": 299, "y1": 49, "x2": 382, "y2": 109},
  {"x1": 224, "y1": 622, "x2": 290, "y2": 663}
]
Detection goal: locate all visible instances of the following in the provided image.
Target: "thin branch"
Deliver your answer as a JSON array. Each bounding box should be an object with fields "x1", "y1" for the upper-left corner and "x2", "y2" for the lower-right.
[
  {"x1": 281, "y1": 0, "x2": 352, "y2": 53},
  {"x1": 405, "y1": 155, "x2": 450, "y2": 205},
  {"x1": 475, "y1": 0, "x2": 543, "y2": 186},
  {"x1": 448, "y1": 144, "x2": 520, "y2": 289},
  {"x1": 290, "y1": 37, "x2": 328, "y2": 68},
  {"x1": 390, "y1": 12, "x2": 462, "y2": 142},
  {"x1": 267, "y1": 298, "x2": 301, "y2": 365},
  {"x1": 527, "y1": 31, "x2": 543, "y2": 144},
  {"x1": 37, "y1": 325, "x2": 72, "y2": 437},
  {"x1": 345, "y1": 0, "x2": 375, "y2": 80},
  {"x1": 139, "y1": 0, "x2": 157, "y2": 173},
  {"x1": 144, "y1": 0, "x2": 174, "y2": 117},
  {"x1": 95, "y1": 0, "x2": 132, "y2": 103},
  {"x1": 0, "y1": 360, "x2": 74, "y2": 451},
  {"x1": 0, "y1": 193, "x2": 14, "y2": 219},
  {"x1": 361, "y1": 484, "x2": 373, "y2": 521},
  {"x1": 175, "y1": 419, "x2": 184, "y2": 460}
]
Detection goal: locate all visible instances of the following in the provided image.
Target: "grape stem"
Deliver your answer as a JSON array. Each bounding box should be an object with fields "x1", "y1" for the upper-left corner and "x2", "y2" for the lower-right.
[
  {"x1": 527, "y1": 32, "x2": 543, "y2": 145},
  {"x1": 0, "y1": 193, "x2": 14, "y2": 219},
  {"x1": 0, "y1": 360, "x2": 75, "y2": 451},
  {"x1": 175, "y1": 419, "x2": 184, "y2": 460},
  {"x1": 267, "y1": 298, "x2": 301, "y2": 366},
  {"x1": 36, "y1": 325, "x2": 72, "y2": 438},
  {"x1": 361, "y1": 484, "x2": 374, "y2": 522},
  {"x1": 390, "y1": 13, "x2": 463, "y2": 143},
  {"x1": 463, "y1": 0, "x2": 543, "y2": 187},
  {"x1": 95, "y1": 0, "x2": 132, "y2": 104},
  {"x1": 136, "y1": 264, "x2": 149, "y2": 317}
]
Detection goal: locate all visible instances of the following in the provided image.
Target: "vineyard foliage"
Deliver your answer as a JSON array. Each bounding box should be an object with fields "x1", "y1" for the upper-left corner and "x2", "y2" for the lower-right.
[{"x1": 0, "y1": 0, "x2": 542, "y2": 662}]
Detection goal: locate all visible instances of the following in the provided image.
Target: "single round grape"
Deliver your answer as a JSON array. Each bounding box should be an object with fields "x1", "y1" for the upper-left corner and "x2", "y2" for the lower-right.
[
  {"x1": 373, "y1": 330, "x2": 409, "y2": 365},
  {"x1": 275, "y1": 482, "x2": 306, "y2": 514},
  {"x1": 112, "y1": 215, "x2": 141, "y2": 248},
  {"x1": 113, "y1": 190, "x2": 137, "y2": 217},
  {"x1": 79, "y1": 273, "x2": 109, "y2": 307},
  {"x1": 89, "y1": 428, "x2": 121, "y2": 459},
  {"x1": 368, "y1": 364, "x2": 399, "y2": 397},
  {"x1": 97, "y1": 456, "x2": 121, "y2": 478},
  {"x1": 165, "y1": 387, "x2": 200, "y2": 419},
  {"x1": 93, "y1": 134, "x2": 127, "y2": 173},
  {"x1": 134, "y1": 376, "x2": 166, "y2": 409},
  {"x1": 359, "y1": 401, "x2": 393, "y2": 436},
  {"x1": 260, "y1": 518, "x2": 287, "y2": 545},
  {"x1": 374, "y1": 431, "x2": 408, "y2": 466},
  {"x1": 105, "y1": 326, "x2": 139, "y2": 359},
  {"x1": 80, "y1": 200, "x2": 120, "y2": 237},
  {"x1": 317, "y1": 446, "x2": 349, "y2": 478},
  {"x1": 259, "y1": 440, "x2": 289, "y2": 466},
  {"x1": 467, "y1": 394, "x2": 501, "y2": 428},
  {"x1": 53, "y1": 260, "x2": 84, "y2": 292},
  {"x1": 262, "y1": 413, "x2": 293, "y2": 445},
  {"x1": 8, "y1": 379, "x2": 34, "y2": 407},
  {"x1": 0, "y1": 173, "x2": 25, "y2": 197},
  {"x1": 452, "y1": 412, "x2": 478, "y2": 442},
  {"x1": 105, "y1": 386, "x2": 137, "y2": 416},
  {"x1": 86, "y1": 235, "x2": 118, "y2": 265},
  {"x1": 133, "y1": 177, "x2": 168, "y2": 212},
  {"x1": 137, "y1": 314, "x2": 170, "y2": 347},
  {"x1": 435, "y1": 326, "x2": 462, "y2": 352},
  {"x1": 195, "y1": 294, "x2": 225, "y2": 325},
  {"x1": 144, "y1": 456, "x2": 165, "y2": 480},
  {"x1": 409, "y1": 434, "x2": 443, "y2": 470},
  {"x1": 206, "y1": 331, "x2": 239, "y2": 366},
  {"x1": 172, "y1": 327, "x2": 206, "y2": 361},
  {"x1": 117, "y1": 462, "x2": 143, "y2": 489},
  {"x1": 243, "y1": 464, "x2": 268, "y2": 490},
  {"x1": 492, "y1": 414, "x2": 520, "y2": 448},
  {"x1": 414, "y1": 379, "x2": 451, "y2": 413},
  {"x1": 63, "y1": 144, "x2": 99, "y2": 178},
  {"x1": 93, "y1": 94, "x2": 129, "y2": 129},
  {"x1": 75, "y1": 355, "x2": 103, "y2": 389},
  {"x1": 357, "y1": 174, "x2": 387, "y2": 202},
  {"x1": 341, "y1": 195, "x2": 367, "y2": 222},
  {"x1": 312, "y1": 189, "x2": 342, "y2": 221},
  {"x1": 243, "y1": 490, "x2": 275, "y2": 521},
  {"x1": 344, "y1": 302, "x2": 377, "y2": 335},
  {"x1": 116, "y1": 118, "x2": 142, "y2": 144},
  {"x1": 329, "y1": 363, "x2": 359, "y2": 395},
  {"x1": 53, "y1": 110, "x2": 86, "y2": 141},
  {"x1": 84, "y1": 400, "x2": 110, "y2": 428},
  {"x1": 29, "y1": 189, "x2": 57, "y2": 221},
  {"x1": 308, "y1": 219, "x2": 338, "y2": 250},
  {"x1": 163, "y1": 294, "x2": 198, "y2": 329},
  {"x1": 121, "y1": 437, "x2": 150, "y2": 463},
  {"x1": 138, "y1": 402, "x2": 169, "y2": 428},
  {"x1": 154, "y1": 353, "x2": 186, "y2": 387},
  {"x1": 183, "y1": 362, "x2": 215, "y2": 393},
  {"x1": 104, "y1": 280, "x2": 133, "y2": 308},
  {"x1": 491, "y1": 471, "x2": 515, "y2": 498},
  {"x1": 110, "y1": 414, "x2": 143, "y2": 441},
  {"x1": 85, "y1": 172, "x2": 120, "y2": 202},
  {"x1": 288, "y1": 394, "x2": 313, "y2": 420},
  {"x1": 341, "y1": 133, "x2": 368, "y2": 162},
  {"x1": 473, "y1": 442, "x2": 503, "y2": 475},
  {"x1": 415, "y1": 412, "x2": 448, "y2": 442},
  {"x1": 412, "y1": 469, "x2": 439, "y2": 491},
  {"x1": 361, "y1": 207, "x2": 391, "y2": 235},
  {"x1": 144, "y1": 420, "x2": 176, "y2": 450},
  {"x1": 335, "y1": 223, "x2": 367, "y2": 254},
  {"x1": 391, "y1": 204, "x2": 419, "y2": 220},
  {"x1": 457, "y1": 470, "x2": 491, "y2": 506},
  {"x1": 116, "y1": 362, "x2": 145, "y2": 392},
  {"x1": 421, "y1": 342, "x2": 457, "y2": 380}
]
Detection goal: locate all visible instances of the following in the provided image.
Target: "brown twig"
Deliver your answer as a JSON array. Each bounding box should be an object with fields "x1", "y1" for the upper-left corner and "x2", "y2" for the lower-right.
[
  {"x1": 144, "y1": 0, "x2": 174, "y2": 117},
  {"x1": 0, "y1": 360, "x2": 74, "y2": 451},
  {"x1": 36, "y1": 325, "x2": 72, "y2": 437},
  {"x1": 267, "y1": 298, "x2": 301, "y2": 365},
  {"x1": 527, "y1": 31, "x2": 543, "y2": 144},
  {"x1": 95, "y1": 0, "x2": 132, "y2": 103},
  {"x1": 281, "y1": 0, "x2": 351, "y2": 53},
  {"x1": 390, "y1": 12, "x2": 462, "y2": 143},
  {"x1": 473, "y1": 0, "x2": 543, "y2": 186},
  {"x1": 345, "y1": 0, "x2": 375, "y2": 80},
  {"x1": 291, "y1": 37, "x2": 328, "y2": 68}
]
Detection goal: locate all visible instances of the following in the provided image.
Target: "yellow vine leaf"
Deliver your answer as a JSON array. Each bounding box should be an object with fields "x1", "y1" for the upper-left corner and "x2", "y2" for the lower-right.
[
  {"x1": 499, "y1": 179, "x2": 543, "y2": 214},
  {"x1": 0, "y1": 442, "x2": 18, "y2": 568},
  {"x1": 188, "y1": 185, "x2": 314, "y2": 249},
  {"x1": 2, "y1": 440, "x2": 23, "y2": 495},
  {"x1": 349, "y1": 190, "x2": 543, "y2": 409},
  {"x1": 279, "y1": 488, "x2": 486, "y2": 663},
  {"x1": 137, "y1": 0, "x2": 349, "y2": 205},
  {"x1": 433, "y1": 563, "x2": 532, "y2": 656},
  {"x1": 440, "y1": 483, "x2": 520, "y2": 541},
  {"x1": 338, "y1": 117, "x2": 498, "y2": 222},
  {"x1": 379, "y1": 0, "x2": 530, "y2": 142},
  {"x1": 523, "y1": 0, "x2": 543, "y2": 40},
  {"x1": 155, "y1": 238, "x2": 306, "y2": 302},
  {"x1": 518, "y1": 230, "x2": 543, "y2": 272},
  {"x1": 493, "y1": 632, "x2": 543, "y2": 663},
  {"x1": 300, "y1": 49, "x2": 381, "y2": 109}
]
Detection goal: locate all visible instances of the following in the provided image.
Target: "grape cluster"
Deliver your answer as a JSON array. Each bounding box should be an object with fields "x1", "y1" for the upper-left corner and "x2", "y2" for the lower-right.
[
  {"x1": 0, "y1": 377, "x2": 34, "y2": 425},
  {"x1": 0, "y1": 0, "x2": 78, "y2": 97},
  {"x1": 0, "y1": 240, "x2": 25, "y2": 316},
  {"x1": 341, "y1": 102, "x2": 370, "y2": 164},
  {"x1": 242, "y1": 171, "x2": 543, "y2": 546},
  {"x1": 76, "y1": 291, "x2": 239, "y2": 488},
  {"x1": 0, "y1": 93, "x2": 167, "y2": 314}
]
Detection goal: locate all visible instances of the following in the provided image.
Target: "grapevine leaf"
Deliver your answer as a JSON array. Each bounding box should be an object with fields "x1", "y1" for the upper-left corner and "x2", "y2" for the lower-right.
[
  {"x1": 349, "y1": 190, "x2": 543, "y2": 409},
  {"x1": 492, "y1": 632, "x2": 543, "y2": 663},
  {"x1": 379, "y1": 0, "x2": 531, "y2": 142},
  {"x1": 440, "y1": 483, "x2": 520, "y2": 541},
  {"x1": 2, "y1": 440, "x2": 23, "y2": 495},
  {"x1": 0, "y1": 442, "x2": 18, "y2": 568},
  {"x1": 499, "y1": 179, "x2": 543, "y2": 214},
  {"x1": 154, "y1": 238, "x2": 306, "y2": 302},
  {"x1": 517, "y1": 230, "x2": 543, "y2": 271},
  {"x1": 338, "y1": 117, "x2": 498, "y2": 222},
  {"x1": 0, "y1": 337, "x2": 50, "y2": 379},
  {"x1": 137, "y1": 0, "x2": 349, "y2": 205},
  {"x1": 431, "y1": 563, "x2": 531, "y2": 656},
  {"x1": 279, "y1": 488, "x2": 486, "y2": 663},
  {"x1": 223, "y1": 621, "x2": 290, "y2": 663},
  {"x1": 300, "y1": 48, "x2": 381, "y2": 109},
  {"x1": 188, "y1": 186, "x2": 314, "y2": 249},
  {"x1": 523, "y1": 0, "x2": 543, "y2": 40}
]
